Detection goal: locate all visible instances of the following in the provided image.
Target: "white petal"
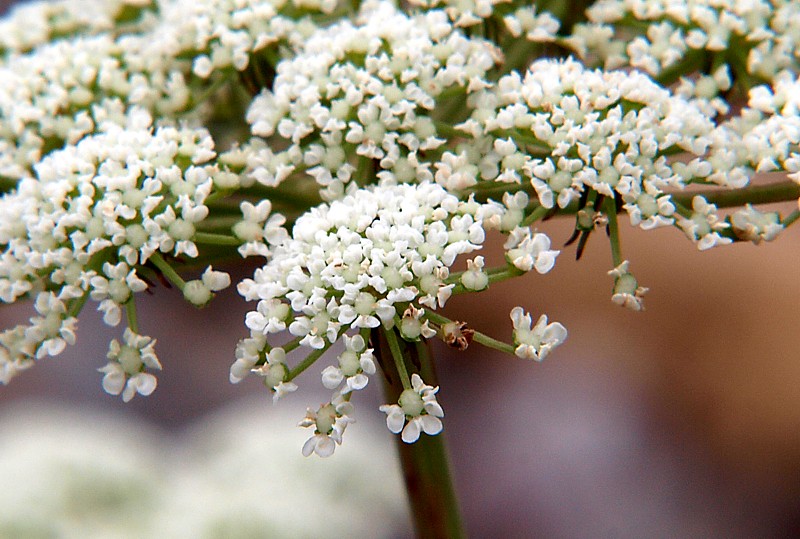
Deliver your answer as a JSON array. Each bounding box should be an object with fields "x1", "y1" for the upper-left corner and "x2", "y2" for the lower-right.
[
  {"x1": 321, "y1": 366, "x2": 343, "y2": 389},
  {"x1": 420, "y1": 415, "x2": 443, "y2": 436},
  {"x1": 314, "y1": 436, "x2": 336, "y2": 457},
  {"x1": 401, "y1": 419, "x2": 422, "y2": 443},
  {"x1": 302, "y1": 436, "x2": 317, "y2": 457}
]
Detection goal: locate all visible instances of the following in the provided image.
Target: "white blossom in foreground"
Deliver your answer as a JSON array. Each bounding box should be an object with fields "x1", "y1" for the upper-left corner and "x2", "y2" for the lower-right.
[
  {"x1": 510, "y1": 307, "x2": 567, "y2": 361},
  {"x1": 380, "y1": 374, "x2": 444, "y2": 443},
  {"x1": 321, "y1": 333, "x2": 376, "y2": 394},
  {"x1": 98, "y1": 328, "x2": 161, "y2": 402},
  {"x1": 236, "y1": 181, "x2": 551, "y2": 376},
  {"x1": 235, "y1": 181, "x2": 559, "y2": 451},
  {"x1": 299, "y1": 393, "x2": 355, "y2": 457}
]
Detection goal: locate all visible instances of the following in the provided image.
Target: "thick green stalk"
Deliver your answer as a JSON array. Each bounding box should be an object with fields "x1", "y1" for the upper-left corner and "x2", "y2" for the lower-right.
[
  {"x1": 671, "y1": 180, "x2": 800, "y2": 209},
  {"x1": 375, "y1": 329, "x2": 465, "y2": 539}
]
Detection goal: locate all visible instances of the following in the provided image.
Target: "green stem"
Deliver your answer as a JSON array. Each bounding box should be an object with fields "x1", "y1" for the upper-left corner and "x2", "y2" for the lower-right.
[
  {"x1": 782, "y1": 209, "x2": 800, "y2": 227},
  {"x1": 603, "y1": 197, "x2": 623, "y2": 267},
  {"x1": 67, "y1": 290, "x2": 90, "y2": 319},
  {"x1": 282, "y1": 336, "x2": 303, "y2": 355},
  {"x1": 286, "y1": 339, "x2": 337, "y2": 381},
  {"x1": 470, "y1": 330, "x2": 517, "y2": 356},
  {"x1": 241, "y1": 181, "x2": 323, "y2": 209},
  {"x1": 523, "y1": 204, "x2": 550, "y2": 226},
  {"x1": 422, "y1": 309, "x2": 516, "y2": 355},
  {"x1": 125, "y1": 297, "x2": 139, "y2": 333},
  {"x1": 193, "y1": 232, "x2": 242, "y2": 246},
  {"x1": 148, "y1": 252, "x2": 187, "y2": 291},
  {"x1": 0, "y1": 176, "x2": 17, "y2": 193},
  {"x1": 376, "y1": 331, "x2": 465, "y2": 539},
  {"x1": 383, "y1": 327, "x2": 412, "y2": 390},
  {"x1": 671, "y1": 180, "x2": 800, "y2": 209}
]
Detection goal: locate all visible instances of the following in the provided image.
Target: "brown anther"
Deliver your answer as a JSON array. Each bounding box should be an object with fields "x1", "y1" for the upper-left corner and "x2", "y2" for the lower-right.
[
  {"x1": 442, "y1": 321, "x2": 475, "y2": 351},
  {"x1": 592, "y1": 212, "x2": 608, "y2": 228}
]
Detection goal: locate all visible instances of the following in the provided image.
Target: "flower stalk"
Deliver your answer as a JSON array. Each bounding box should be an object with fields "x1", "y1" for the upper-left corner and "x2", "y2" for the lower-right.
[{"x1": 376, "y1": 329, "x2": 465, "y2": 539}]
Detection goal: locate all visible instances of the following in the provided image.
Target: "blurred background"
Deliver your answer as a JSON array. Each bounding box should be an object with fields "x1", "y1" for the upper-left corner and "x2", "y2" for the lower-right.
[{"x1": 2, "y1": 0, "x2": 800, "y2": 536}]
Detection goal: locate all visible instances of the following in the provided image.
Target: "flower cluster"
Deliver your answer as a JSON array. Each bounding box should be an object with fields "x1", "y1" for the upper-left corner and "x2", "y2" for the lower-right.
[
  {"x1": 460, "y1": 58, "x2": 727, "y2": 225},
  {"x1": 0, "y1": 0, "x2": 338, "y2": 184},
  {"x1": 0, "y1": 0, "x2": 156, "y2": 55},
  {"x1": 155, "y1": 0, "x2": 331, "y2": 80},
  {"x1": 244, "y1": 3, "x2": 499, "y2": 199},
  {"x1": 0, "y1": 108, "x2": 246, "y2": 395},
  {"x1": 234, "y1": 181, "x2": 560, "y2": 451},
  {"x1": 236, "y1": 181, "x2": 548, "y2": 358},
  {"x1": 569, "y1": 0, "x2": 800, "y2": 89},
  {"x1": 3, "y1": 0, "x2": 797, "y2": 459}
]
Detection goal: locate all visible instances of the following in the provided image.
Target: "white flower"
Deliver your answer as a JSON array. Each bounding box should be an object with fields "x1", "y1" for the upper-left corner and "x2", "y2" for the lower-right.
[
  {"x1": 233, "y1": 200, "x2": 288, "y2": 258},
  {"x1": 607, "y1": 261, "x2": 649, "y2": 311},
  {"x1": 24, "y1": 292, "x2": 79, "y2": 360},
  {"x1": 98, "y1": 328, "x2": 161, "y2": 402},
  {"x1": 379, "y1": 374, "x2": 444, "y2": 443},
  {"x1": 299, "y1": 394, "x2": 355, "y2": 457},
  {"x1": 251, "y1": 348, "x2": 297, "y2": 403},
  {"x1": 0, "y1": 327, "x2": 36, "y2": 385},
  {"x1": 510, "y1": 307, "x2": 567, "y2": 361},
  {"x1": 731, "y1": 205, "x2": 783, "y2": 244},
  {"x1": 321, "y1": 334, "x2": 376, "y2": 393},
  {"x1": 238, "y1": 182, "x2": 515, "y2": 381},
  {"x1": 460, "y1": 256, "x2": 488, "y2": 291},
  {"x1": 504, "y1": 227, "x2": 559, "y2": 274},
  {"x1": 678, "y1": 196, "x2": 733, "y2": 250}
]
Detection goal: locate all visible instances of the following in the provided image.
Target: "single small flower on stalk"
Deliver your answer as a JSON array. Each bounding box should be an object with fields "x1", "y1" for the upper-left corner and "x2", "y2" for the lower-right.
[
  {"x1": 321, "y1": 333, "x2": 376, "y2": 394},
  {"x1": 98, "y1": 328, "x2": 161, "y2": 403},
  {"x1": 678, "y1": 196, "x2": 733, "y2": 250},
  {"x1": 182, "y1": 266, "x2": 232, "y2": 307},
  {"x1": 608, "y1": 261, "x2": 649, "y2": 311},
  {"x1": 251, "y1": 348, "x2": 297, "y2": 403},
  {"x1": 510, "y1": 307, "x2": 567, "y2": 361},
  {"x1": 731, "y1": 205, "x2": 783, "y2": 244},
  {"x1": 461, "y1": 256, "x2": 489, "y2": 291},
  {"x1": 380, "y1": 374, "x2": 444, "y2": 444},
  {"x1": 399, "y1": 305, "x2": 437, "y2": 341},
  {"x1": 299, "y1": 393, "x2": 355, "y2": 457}
]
